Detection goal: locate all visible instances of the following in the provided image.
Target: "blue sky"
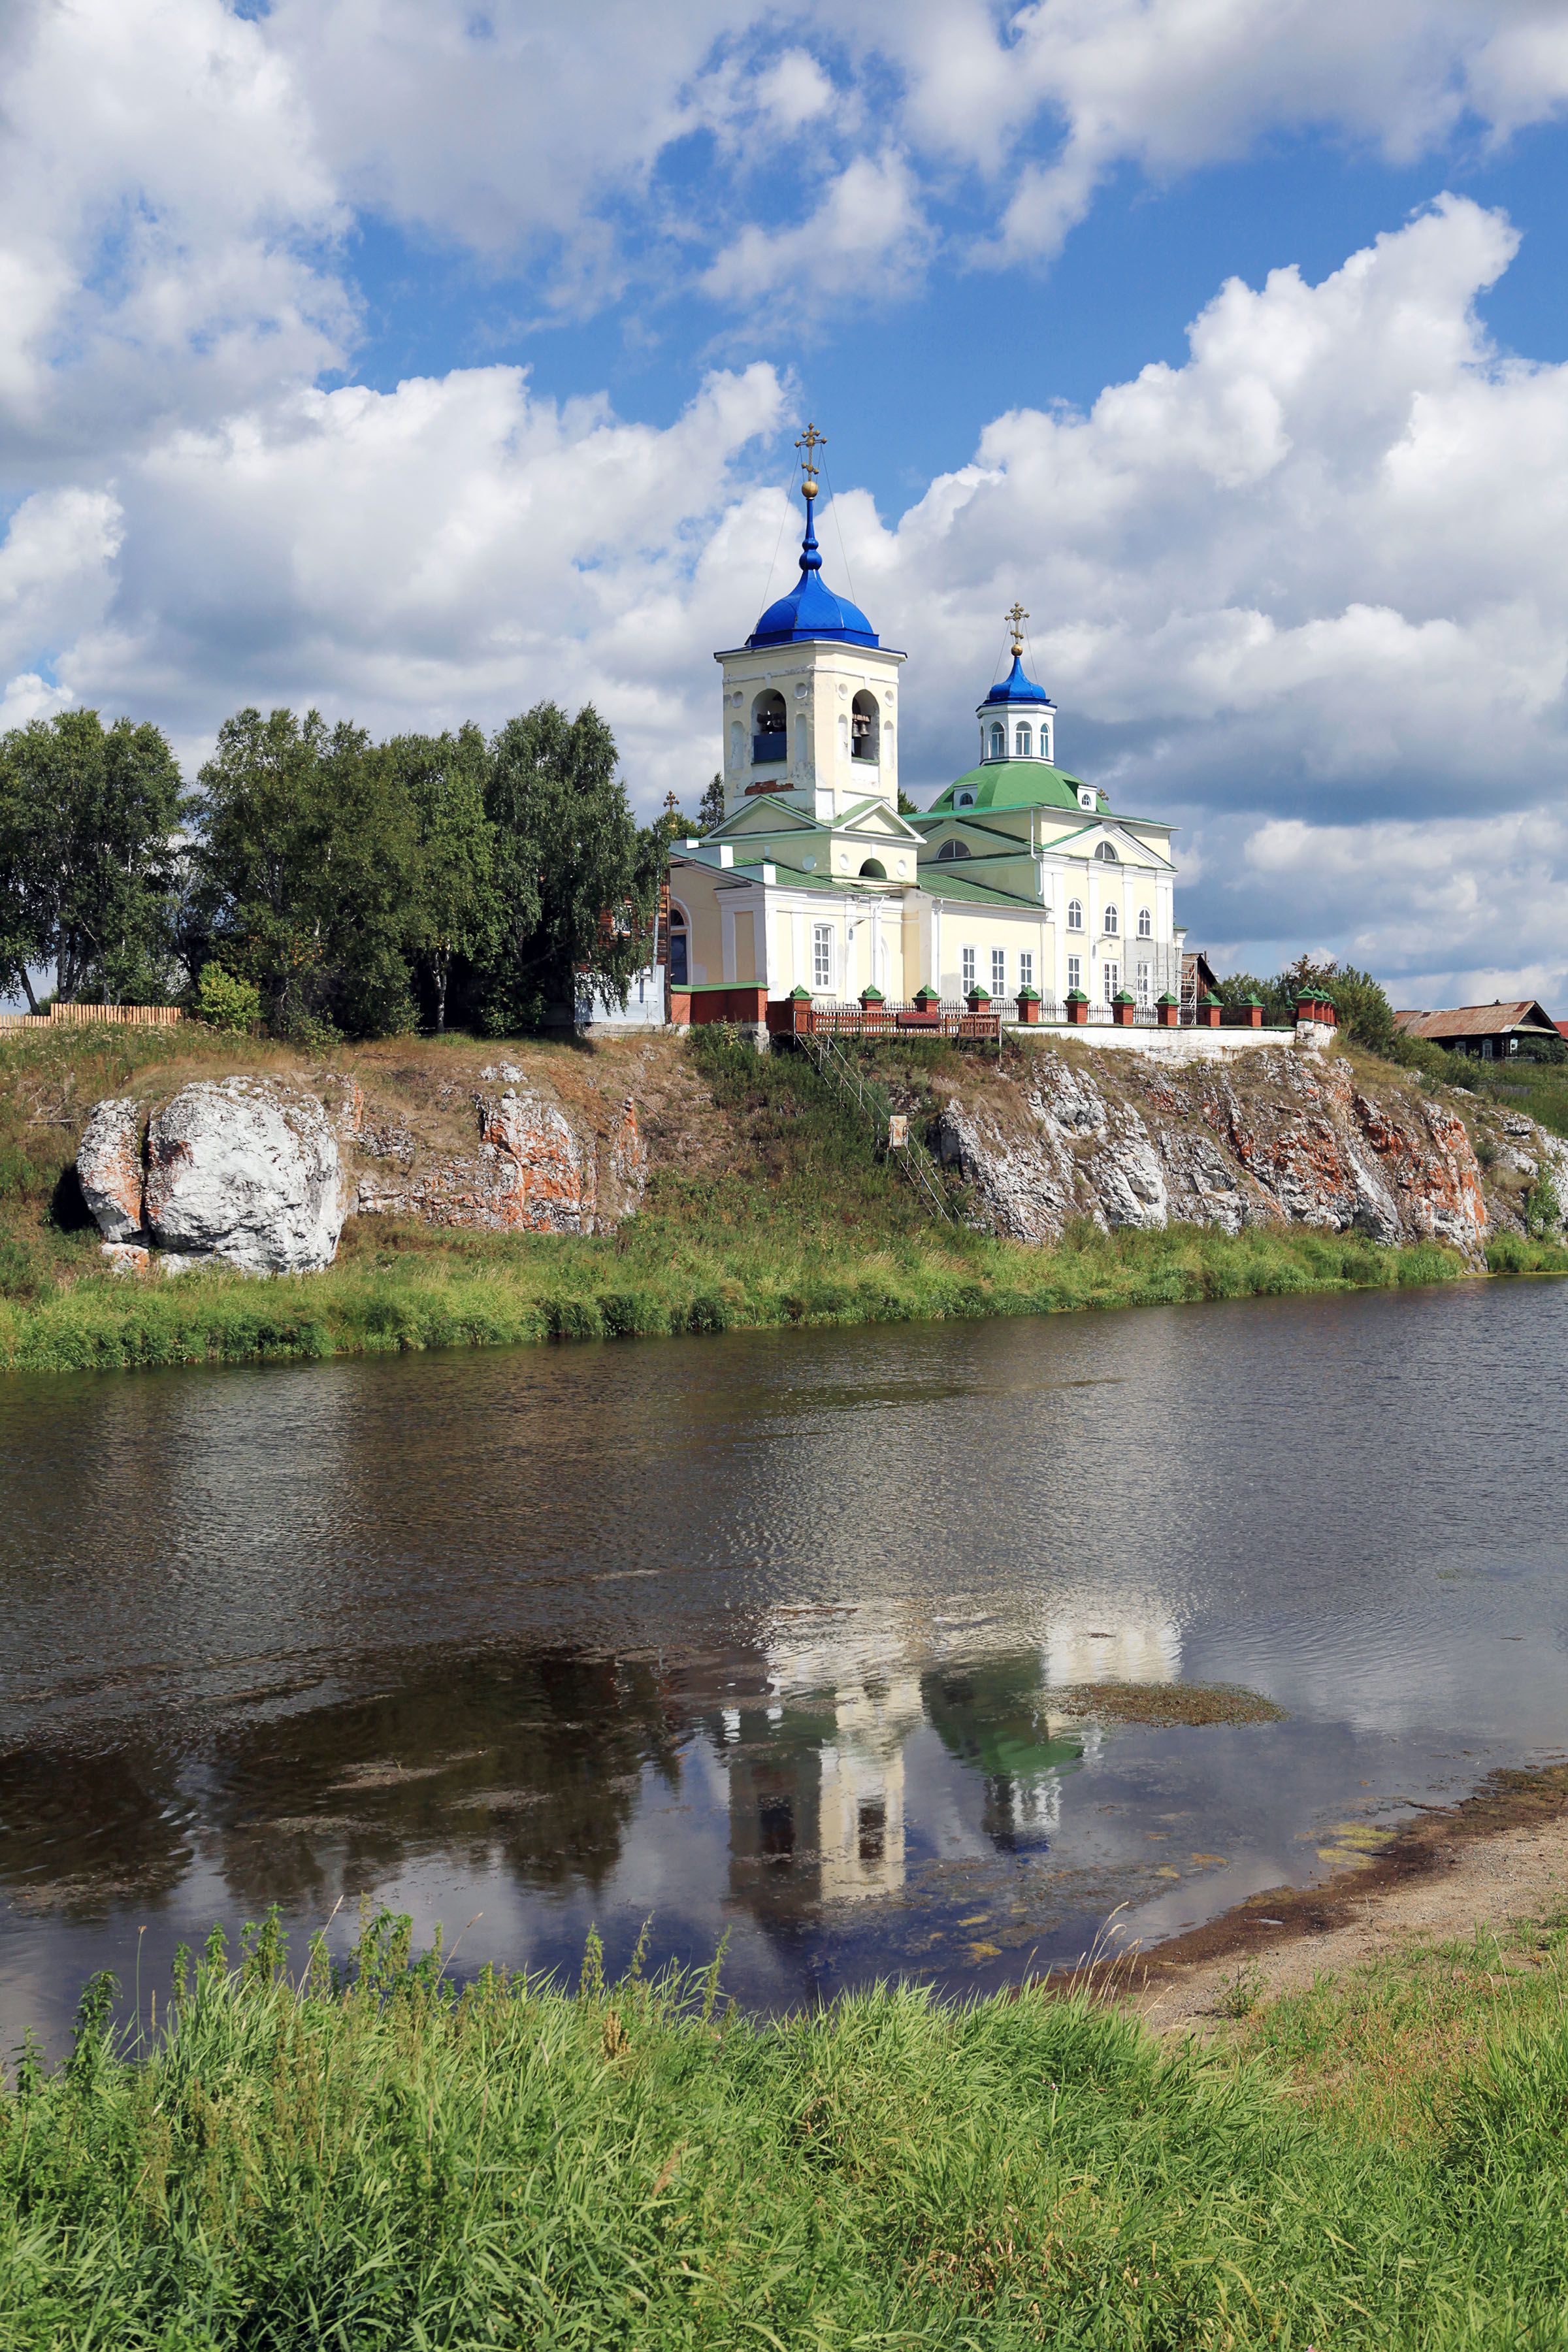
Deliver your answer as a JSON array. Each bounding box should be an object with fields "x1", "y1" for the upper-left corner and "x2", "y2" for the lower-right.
[{"x1": 3, "y1": 0, "x2": 1568, "y2": 1006}]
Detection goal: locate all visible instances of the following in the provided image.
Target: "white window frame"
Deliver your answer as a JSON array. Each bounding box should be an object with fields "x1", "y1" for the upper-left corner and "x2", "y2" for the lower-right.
[
  {"x1": 1067, "y1": 954, "x2": 1081, "y2": 993},
  {"x1": 1103, "y1": 960, "x2": 1120, "y2": 1005},
  {"x1": 1015, "y1": 723, "x2": 1031, "y2": 757},
  {"x1": 962, "y1": 945, "x2": 977, "y2": 993},
  {"x1": 988, "y1": 722, "x2": 1004, "y2": 759},
  {"x1": 1019, "y1": 949, "x2": 1034, "y2": 991},
  {"x1": 812, "y1": 923, "x2": 834, "y2": 993},
  {"x1": 1067, "y1": 898, "x2": 1083, "y2": 932},
  {"x1": 1136, "y1": 960, "x2": 1151, "y2": 1006},
  {"x1": 990, "y1": 947, "x2": 1005, "y2": 996},
  {"x1": 1137, "y1": 906, "x2": 1152, "y2": 938}
]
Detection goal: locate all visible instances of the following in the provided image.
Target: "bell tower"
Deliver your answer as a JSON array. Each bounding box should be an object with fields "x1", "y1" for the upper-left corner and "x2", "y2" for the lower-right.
[{"x1": 713, "y1": 424, "x2": 905, "y2": 826}]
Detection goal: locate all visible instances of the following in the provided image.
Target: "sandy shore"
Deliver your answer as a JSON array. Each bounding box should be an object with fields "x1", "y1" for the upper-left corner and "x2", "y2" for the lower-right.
[{"x1": 1062, "y1": 1762, "x2": 1568, "y2": 2033}]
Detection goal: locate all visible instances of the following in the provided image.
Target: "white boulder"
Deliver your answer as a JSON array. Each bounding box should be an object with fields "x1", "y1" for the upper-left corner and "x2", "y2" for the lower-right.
[
  {"x1": 143, "y1": 1079, "x2": 344, "y2": 1273},
  {"x1": 77, "y1": 1100, "x2": 145, "y2": 1241}
]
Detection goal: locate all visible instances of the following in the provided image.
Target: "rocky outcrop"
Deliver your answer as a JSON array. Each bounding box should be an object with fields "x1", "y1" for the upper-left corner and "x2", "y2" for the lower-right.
[
  {"x1": 76, "y1": 1081, "x2": 345, "y2": 1273},
  {"x1": 350, "y1": 1068, "x2": 645, "y2": 1236},
  {"x1": 936, "y1": 1046, "x2": 1497, "y2": 1257},
  {"x1": 76, "y1": 1100, "x2": 144, "y2": 1242},
  {"x1": 143, "y1": 1080, "x2": 344, "y2": 1273}
]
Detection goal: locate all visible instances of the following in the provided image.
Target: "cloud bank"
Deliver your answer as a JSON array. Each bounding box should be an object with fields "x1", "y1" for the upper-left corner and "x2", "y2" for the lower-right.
[{"x1": 1, "y1": 4, "x2": 1565, "y2": 1004}]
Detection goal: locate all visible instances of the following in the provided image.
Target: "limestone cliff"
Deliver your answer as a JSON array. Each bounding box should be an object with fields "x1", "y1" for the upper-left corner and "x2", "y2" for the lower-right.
[{"x1": 927, "y1": 1043, "x2": 1565, "y2": 1259}]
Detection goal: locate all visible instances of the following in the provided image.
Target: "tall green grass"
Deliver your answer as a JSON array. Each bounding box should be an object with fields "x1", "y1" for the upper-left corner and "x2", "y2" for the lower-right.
[{"x1": 8, "y1": 1910, "x2": 1568, "y2": 2347}]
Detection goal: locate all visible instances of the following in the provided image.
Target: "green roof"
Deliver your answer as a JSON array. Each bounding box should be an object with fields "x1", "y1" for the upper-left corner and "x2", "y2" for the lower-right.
[{"x1": 925, "y1": 760, "x2": 1105, "y2": 817}]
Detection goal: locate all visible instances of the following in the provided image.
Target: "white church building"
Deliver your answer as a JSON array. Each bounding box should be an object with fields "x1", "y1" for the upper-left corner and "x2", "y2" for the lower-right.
[{"x1": 667, "y1": 431, "x2": 1184, "y2": 1033}]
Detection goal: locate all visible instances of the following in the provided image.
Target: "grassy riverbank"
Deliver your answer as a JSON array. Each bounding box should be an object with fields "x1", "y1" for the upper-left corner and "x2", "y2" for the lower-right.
[
  {"x1": 7, "y1": 1902, "x2": 1568, "y2": 2348},
  {"x1": 1, "y1": 1021, "x2": 1564, "y2": 1375}
]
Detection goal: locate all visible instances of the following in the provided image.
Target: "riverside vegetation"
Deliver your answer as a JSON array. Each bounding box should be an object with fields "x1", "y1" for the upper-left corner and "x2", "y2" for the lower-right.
[
  {"x1": 9, "y1": 1896, "x2": 1568, "y2": 2347},
  {"x1": 4, "y1": 1021, "x2": 1566, "y2": 1376}
]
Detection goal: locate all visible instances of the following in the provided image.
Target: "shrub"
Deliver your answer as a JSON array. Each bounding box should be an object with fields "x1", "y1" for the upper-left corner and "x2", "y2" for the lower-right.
[
  {"x1": 1526, "y1": 1160, "x2": 1563, "y2": 1239},
  {"x1": 194, "y1": 964, "x2": 261, "y2": 1034}
]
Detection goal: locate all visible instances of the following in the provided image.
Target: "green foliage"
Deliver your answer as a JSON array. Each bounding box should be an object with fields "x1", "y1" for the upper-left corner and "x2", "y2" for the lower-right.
[
  {"x1": 1218, "y1": 955, "x2": 1401, "y2": 1054},
  {"x1": 377, "y1": 726, "x2": 497, "y2": 1033},
  {"x1": 897, "y1": 785, "x2": 920, "y2": 814},
  {"x1": 696, "y1": 770, "x2": 725, "y2": 830},
  {"x1": 482, "y1": 701, "x2": 641, "y2": 1031},
  {"x1": 0, "y1": 708, "x2": 182, "y2": 1008},
  {"x1": 1526, "y1": 1157, "x2": 1563, "y2": 1239},
  {"x1": 193, "y1": 964, "x2": 261, "y2": 1034},
  {"x1": 189, "y1": 708, "x2": 419, "y2": 1040},
  {"x1": 12, "y1": 1914, "x2": 1568, "y2": 2346}
]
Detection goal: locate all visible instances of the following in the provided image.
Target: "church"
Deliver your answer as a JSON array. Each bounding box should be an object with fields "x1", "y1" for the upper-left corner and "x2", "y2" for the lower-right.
[{"x1": 666, "y1": 429, "x2": 1183, "y2": 1030}]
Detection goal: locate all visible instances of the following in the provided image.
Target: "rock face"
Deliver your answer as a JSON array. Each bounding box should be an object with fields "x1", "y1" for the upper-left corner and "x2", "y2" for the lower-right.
[
  {"x1": 76, "y1": 1100, "x2": 145, "y2": 1241},
  {"x1": 350, "y1": 1073, "x2": 645, "y2": 1235},
  {"x1": 936, "y1": 1047, "x2": 1494, "y2": 1257},
  {"x1": 142, "y1": 1080, "x2": 344, "y2": 1273}
]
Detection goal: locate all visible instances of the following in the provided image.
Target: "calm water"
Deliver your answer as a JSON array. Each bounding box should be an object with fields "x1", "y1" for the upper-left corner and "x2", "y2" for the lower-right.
[{"x1": 3, "y1": 1277, "x2": 1567, "y2": 2053}]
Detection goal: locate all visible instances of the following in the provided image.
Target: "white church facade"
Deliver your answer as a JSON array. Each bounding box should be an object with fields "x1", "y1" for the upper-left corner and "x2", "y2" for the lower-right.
[{"x1": 667, "y1": 432, "x2": 1184, "y2": 1032}]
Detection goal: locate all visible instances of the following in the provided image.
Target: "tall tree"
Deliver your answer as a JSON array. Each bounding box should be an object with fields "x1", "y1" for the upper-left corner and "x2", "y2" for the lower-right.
[
  {"x1": 189, "y1": 708, "x2": 419, "y2": 1038},
  {"x1": 377, "y1": 726, "x2": 497, "y2": 1034},
  {"x1": 0, "y1": 710, "x2": 182, "y2": 1007},
  {"x1": 483, "y1": 702, "x2": 641, "y2": 1030},
  {"x1": 697, "y1": 772, "x2": 725, "y2": 831}
]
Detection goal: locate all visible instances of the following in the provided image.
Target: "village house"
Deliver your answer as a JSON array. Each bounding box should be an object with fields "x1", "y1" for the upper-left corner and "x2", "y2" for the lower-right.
[
  {"x1": 666, "y1": 428, "x2": 1186, "y2": 1035},
  {"x1": 1394, "y1": 1001, "x2": 1562, "y2": 1060}
]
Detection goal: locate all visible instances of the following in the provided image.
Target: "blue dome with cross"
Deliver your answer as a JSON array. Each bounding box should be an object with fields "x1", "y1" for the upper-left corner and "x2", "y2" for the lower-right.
[{"x1": 749, "y1": 499, "x2": 878, "y2": 648}]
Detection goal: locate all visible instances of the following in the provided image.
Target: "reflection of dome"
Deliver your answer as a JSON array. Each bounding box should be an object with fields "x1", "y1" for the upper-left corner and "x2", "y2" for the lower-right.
[
  {"x1": 923, "y1": 1658, "x2": 1083, "y2": 1781},
  {"x1": 749, "y1": 497, "x2": 878, "y2": 649}
]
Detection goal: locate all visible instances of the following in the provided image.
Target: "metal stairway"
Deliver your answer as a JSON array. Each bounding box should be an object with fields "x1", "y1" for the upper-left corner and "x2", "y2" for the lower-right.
[{"x1": 796, "y1": 1032, "x2": 953, "y2": 1224}]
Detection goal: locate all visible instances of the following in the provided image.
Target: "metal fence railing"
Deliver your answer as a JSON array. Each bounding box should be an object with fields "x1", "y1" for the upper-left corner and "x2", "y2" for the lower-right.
[{"x1": 796, "y1": 1031, "x2": 953, "y2": 1224}]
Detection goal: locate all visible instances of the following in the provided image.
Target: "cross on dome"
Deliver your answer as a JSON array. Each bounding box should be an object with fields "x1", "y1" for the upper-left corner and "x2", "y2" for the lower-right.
[
  {"x1": 1006, "y1": 602, "x2": 1028, "y2": 657},
  {"x1": 747, "y1": 421, "x2": 878, "y2": 648}
]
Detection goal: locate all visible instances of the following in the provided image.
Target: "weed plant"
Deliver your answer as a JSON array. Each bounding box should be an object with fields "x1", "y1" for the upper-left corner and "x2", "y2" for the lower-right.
[{"x1": 10, "y1": 1907, "x2": 1568, "y2": 2347}]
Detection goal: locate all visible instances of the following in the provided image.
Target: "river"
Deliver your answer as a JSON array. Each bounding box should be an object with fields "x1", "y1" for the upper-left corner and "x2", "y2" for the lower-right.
[{"x1": 3, "y1": 1276, "x2": 1566, "y2": 2051}]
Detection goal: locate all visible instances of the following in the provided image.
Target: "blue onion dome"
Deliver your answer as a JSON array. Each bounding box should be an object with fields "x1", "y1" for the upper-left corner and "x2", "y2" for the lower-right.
[
  {"x1": 749, "y1": 491, "x2": 878, "y2": 649},
  {"x1": 983, "y1": 652, "x2": 1052, "y2": 705}
]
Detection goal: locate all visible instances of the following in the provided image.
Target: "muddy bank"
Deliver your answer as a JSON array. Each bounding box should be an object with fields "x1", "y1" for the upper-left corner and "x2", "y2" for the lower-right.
[{"x1": 1056, "y1": 1760, "x2": 1568, "y2": 2031}]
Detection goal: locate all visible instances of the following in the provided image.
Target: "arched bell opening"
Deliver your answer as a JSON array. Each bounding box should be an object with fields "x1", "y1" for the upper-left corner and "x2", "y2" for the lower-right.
[
  {"x1": 851, "y1": 689, "x2": 879, "y2": 764},
  {"x1": 752, "y1": 689, "x2": 787, "y2": 765}
]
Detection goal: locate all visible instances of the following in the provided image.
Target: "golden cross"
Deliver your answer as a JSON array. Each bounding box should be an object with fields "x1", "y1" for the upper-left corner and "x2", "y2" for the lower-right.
[
  {"x1": 1006, "y1": 601, "x2": 1028, "y2": 657},
  {"x1": 795, "y1": 421, "x2": 826, "y2": 495}
]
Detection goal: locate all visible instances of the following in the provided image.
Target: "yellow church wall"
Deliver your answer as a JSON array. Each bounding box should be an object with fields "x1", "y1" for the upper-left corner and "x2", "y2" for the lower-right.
[{"x1": 732, "y1": 908, "x2": 757, "y2": 985}]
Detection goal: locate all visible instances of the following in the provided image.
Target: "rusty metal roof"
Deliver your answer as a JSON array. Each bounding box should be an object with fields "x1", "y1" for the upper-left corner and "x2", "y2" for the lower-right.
[{"x1": 1393, "y1": 1000, "x2": 1558, "y2": 1039}]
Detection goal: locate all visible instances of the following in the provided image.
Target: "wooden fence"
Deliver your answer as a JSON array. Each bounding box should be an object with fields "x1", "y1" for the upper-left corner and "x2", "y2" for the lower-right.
[{"x1": 0, "y1": 1004, "x2": 184, "y2": 1033}]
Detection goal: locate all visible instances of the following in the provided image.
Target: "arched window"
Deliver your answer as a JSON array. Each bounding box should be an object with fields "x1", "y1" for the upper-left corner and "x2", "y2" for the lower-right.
[
  {"x1": 1016, "y1": 723, "x2": 1032, "y2": 757},
  {"x1": 858, "y1": 857, "x2": 886, "y2": 879},
  {"x1": 936, "y1": 838, "x2": 972, "y2": 861},
  {"x1": 851, "y1": 689, "x2": 879, "y2": 763},
  {"x1": 1094, "y1": 841, "x2": 1119, "y2": 862},
  {"x1": 752, "y1": 690, "x2": 787, "y2": 763},
  {"x1": 668, "y1": 906, "x2": 688, "y2": 986},
  {"x1": 1137, "y1": 907, "x2": 1151, "y2": 938},
  {"x1": 1103, "y1": 904, "x2": 1119, "y2": 936},
  {"x1": 1067, "y1": 898, "x2": 1083, "y2": 931},
  {"x1": 988, "y1": 722, "x2": 1005, "y2": 760},
  {"x1": 955, "y1": 789, "x2": 975, "y2": 808}
]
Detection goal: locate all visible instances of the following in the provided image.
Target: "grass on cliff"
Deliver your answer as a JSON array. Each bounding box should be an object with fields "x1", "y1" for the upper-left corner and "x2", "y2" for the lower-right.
[
  {"x1": 0, "y1": 1022, "x2": 1552, "y2": 1377},
  {"x1": 10, "y1": 1903, "x2": 1568, "y2": 2349}
]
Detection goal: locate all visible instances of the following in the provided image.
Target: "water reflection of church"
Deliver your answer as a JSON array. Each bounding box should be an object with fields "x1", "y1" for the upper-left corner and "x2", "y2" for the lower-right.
[{"x1": 711, "y1": 1614, "x2": 1170, "y2": 1929}]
